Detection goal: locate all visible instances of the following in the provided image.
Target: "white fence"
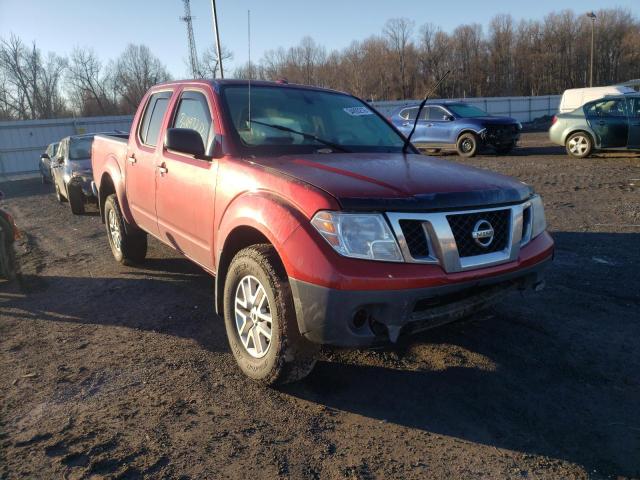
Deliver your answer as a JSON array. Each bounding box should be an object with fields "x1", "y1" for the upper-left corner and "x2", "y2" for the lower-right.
[
  {"x1": 371, "y1": 95, "x2": 561, "y2": 123},
  {"x1": 0, "y1": 115, "x2": 133, "y2": 176}
]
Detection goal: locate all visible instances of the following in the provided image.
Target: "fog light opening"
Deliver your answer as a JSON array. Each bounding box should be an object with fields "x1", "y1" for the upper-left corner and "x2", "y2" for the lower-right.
[{"x1": 352, "y1": 309, "x2": 369, "y2": 330}]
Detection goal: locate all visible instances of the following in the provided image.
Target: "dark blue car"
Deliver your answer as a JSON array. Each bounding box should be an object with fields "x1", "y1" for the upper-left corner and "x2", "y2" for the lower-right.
[{"x1": 390, "y1": 102, "x2": 522, "y2": 157}]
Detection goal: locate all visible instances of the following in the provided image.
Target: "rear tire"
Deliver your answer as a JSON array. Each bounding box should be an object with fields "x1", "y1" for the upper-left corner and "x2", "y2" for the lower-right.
[
  {"x1": 104, "y1": 194, "x2": 147, "y2": 265},
  {"x1": 68, "y1": 184, "x2": 85, "y2": 215},
  {"x1": 223, "y1": 244, "x2": 318, "y2": 385},
  {"x1": 456, "y1": 133, "x2": 478, "y2": 157},
  {"x1": 565, "y1": 132, "x2": 593, "y2": 158}
]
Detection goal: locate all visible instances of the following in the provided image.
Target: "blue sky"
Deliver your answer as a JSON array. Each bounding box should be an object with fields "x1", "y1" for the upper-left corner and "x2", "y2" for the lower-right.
[{"x1": 0, "y1": 0, "x2": 636, "y2": 77}]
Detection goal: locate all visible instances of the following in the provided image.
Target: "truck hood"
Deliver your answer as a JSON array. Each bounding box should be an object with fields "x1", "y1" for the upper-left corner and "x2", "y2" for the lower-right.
[{"x1": 252, "y1": 153, "x2": 533, "y2": 211}]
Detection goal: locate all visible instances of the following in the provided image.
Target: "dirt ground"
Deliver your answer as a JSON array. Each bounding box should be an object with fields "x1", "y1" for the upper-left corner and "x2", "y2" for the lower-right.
[{"x1": 1, "y1": 132, "x2": 639, "y2": 479}]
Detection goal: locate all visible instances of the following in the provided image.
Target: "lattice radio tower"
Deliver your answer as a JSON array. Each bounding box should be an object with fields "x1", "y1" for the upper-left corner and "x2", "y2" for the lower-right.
[{"x1": 180, "y1": 0, "x2": 200, "y2": 77}]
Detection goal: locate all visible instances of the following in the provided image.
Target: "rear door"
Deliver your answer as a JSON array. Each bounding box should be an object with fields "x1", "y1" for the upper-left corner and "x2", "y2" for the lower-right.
[
  {"x1": 126, "y1": 90, "x2": 172, "y2": 235},
  {"x1": 626, "y1": 97, "x2": 640, "y2": 148},
  {"x1": 585, "y1": 98, "x2": 628, "y2": 148},
  {"x1": 155, "y1": 88, "x2": 218, "y2": 270}
]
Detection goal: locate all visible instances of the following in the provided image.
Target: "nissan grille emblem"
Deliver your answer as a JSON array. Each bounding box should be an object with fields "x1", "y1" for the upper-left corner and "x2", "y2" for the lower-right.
[{"x1": 471, "y1": 220, "x2": 494, "y2": 248}]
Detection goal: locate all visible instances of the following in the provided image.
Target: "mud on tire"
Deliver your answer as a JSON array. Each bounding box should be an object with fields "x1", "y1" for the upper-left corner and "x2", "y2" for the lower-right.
[
  {"x1": 223, "y1": 244, "x2": 319, "y2": 385},
  {"x1": 103, "y1": 194, "x2": 147, "y2": 266}
]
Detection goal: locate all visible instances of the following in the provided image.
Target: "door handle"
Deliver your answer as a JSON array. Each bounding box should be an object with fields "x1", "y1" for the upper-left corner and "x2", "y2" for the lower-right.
[
  {"x1": 127, "y1": 155, "x2": 136, "y2": 164},
  {"x1": 158, "y1": 164, "x2": 168, "y2": 174}
]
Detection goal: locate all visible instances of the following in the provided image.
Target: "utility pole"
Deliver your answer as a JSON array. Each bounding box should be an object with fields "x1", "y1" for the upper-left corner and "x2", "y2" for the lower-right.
[
  {"x1": 210, "y1": 0, "x2": 224, "y2": 78},
  {"x1": 586, "y1": 11, "x2": 597, "y2": 87},
  {"x1": 180, "y1": 0, "x2": 200, "y2": 78}
]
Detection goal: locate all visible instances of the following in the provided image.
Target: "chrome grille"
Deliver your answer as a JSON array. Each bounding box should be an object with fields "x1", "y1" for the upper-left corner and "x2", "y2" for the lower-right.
[
  {"x1": 446, "y1": 209, "x2": 510, "y2": 257},
  {"x1": 399, "y1": 220, "x2": 429, "y2": 258}
]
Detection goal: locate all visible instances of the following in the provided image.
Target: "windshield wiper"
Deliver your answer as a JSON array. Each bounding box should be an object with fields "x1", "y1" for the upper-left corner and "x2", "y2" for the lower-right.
[
  {"x1": 403, "y1": 70, "x2": 451, "y2": 153},
  {"x1": 249, "y1": 119, "x2": 350, "y2": 153}
]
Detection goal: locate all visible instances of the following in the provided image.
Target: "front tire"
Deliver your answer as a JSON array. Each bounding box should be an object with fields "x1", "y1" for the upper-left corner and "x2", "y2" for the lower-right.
[
  {"x1": 104, "y1": 194, "x2": 147, "y2": 265},
  {"x1": 54, "y1": 182, "x2": 66, "y2": 203},
  {"x1": 565, "y1": 132, "x2": 593, "y2": 158},
  {"x1": 223, "y1": 244, "x2": 318, "y2": 385},
  {"x1": 68, "y1": 184, "x2": 85, "y2": 215},
  {"x1": 456, "y1": 133, "x2": 478, "y2": 157}
]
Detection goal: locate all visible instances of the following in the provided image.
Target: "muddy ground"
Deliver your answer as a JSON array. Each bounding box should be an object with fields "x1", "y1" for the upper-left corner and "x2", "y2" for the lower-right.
[{"x1": 1, "y1": 133, "x2": 639, "y2": 479}]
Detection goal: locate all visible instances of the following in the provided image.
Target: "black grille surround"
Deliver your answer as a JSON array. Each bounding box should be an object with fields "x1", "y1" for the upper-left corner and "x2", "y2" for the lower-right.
[
  {"x1": 446, "y1": 209, "x2": 511, "y2": 258},
  {"x1": 399, "y1": 220, "x2": 429, "y2": 258}
]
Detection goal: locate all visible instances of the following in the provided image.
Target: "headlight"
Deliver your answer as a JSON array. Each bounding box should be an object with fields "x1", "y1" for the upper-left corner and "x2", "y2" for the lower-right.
[
  {"x1": 311, "y1": 211, "x2": 403, "y2": 262},
  {"x1": 530, "y1": 195, "x2": 546, "y2": 239}
]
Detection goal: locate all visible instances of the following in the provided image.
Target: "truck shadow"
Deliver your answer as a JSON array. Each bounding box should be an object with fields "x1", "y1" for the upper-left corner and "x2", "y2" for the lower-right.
[{"x1": 282, "y1": 231, "x2": 640, "y2": 476}]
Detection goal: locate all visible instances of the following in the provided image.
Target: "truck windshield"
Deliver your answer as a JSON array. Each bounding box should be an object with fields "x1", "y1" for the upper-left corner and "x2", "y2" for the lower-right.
[
  {"x1": 221, "y1": 85, "x2": 405, "y2": 155},
  {"x1": 447, "y1": 104, "x2": 489, "y2": 118},
  {"x1": 68, "y1": 137, "x2": 94, "y2": 160}
]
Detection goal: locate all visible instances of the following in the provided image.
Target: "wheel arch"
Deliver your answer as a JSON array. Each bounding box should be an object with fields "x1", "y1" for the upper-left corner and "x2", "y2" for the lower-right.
[
  {"x1": 214, "y1": 191, "x2": 308, "y2": 316},
  {"x1": 563, "y1": 127, "x2": 596, "y2": 148}
]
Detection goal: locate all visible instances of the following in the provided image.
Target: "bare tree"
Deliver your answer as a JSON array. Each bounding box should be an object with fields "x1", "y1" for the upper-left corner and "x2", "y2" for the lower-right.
[
  {"x1": 384, "y1": 18, "x2": 415, "y2": 99},
  {"x1": 66, "y1": 48, "x2": 117, "y2": 116},
  {"x1": 198, "y1": 45, "x2": 233, "y2": 79},
  {"x1": 113, "y1": 44, "x2": 171, "y2": 112},
  {"x1": 0, "y1": 34, "x2": 67, "y2": 119}
]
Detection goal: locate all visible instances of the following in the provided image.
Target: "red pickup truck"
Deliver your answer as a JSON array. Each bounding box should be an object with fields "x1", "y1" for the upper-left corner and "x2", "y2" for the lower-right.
[{"x1": 92, "y1": 79, "x2": 553, "y2": 384}]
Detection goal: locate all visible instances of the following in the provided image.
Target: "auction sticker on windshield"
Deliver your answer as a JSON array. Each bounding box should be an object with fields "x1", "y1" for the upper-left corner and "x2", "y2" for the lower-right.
[{"x1": 343, "y1": 106, "x2": 373, "y2": 116}]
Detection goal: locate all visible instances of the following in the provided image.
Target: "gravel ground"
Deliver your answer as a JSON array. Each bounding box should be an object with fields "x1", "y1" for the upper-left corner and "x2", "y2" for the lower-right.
[{"x1": 1, "y1": 133, "x2": 639, "y2": 479}]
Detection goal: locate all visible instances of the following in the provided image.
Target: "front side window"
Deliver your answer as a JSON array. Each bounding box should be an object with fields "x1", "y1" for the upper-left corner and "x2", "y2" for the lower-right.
[
  {"x1": 171, "y1": 91, "x2": 212, "y2": 147},
  {"x1": 427, "y1": 106, "x2": 451, "y2": 121},
  {"x1": 447, "y1": 104, "x2": 489, "y2": 118},
  {"x1": 222, "y1": 85, "x2": 406, "y2": 155},
  {"x1": 139, "y1": 91, "x2": 172, "y2": 146},
  {"x1": 586, "y1": 99, "x2": 626, "y2": 118}
]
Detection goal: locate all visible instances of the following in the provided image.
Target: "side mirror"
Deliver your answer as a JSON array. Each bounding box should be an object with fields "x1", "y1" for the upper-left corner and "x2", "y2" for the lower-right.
[
  {"x1": 165, "y1": 128, "x2": 206, "y2": 158},
  {"x1": 41, "y1": 153, "x2": 50, "y2": 160}
]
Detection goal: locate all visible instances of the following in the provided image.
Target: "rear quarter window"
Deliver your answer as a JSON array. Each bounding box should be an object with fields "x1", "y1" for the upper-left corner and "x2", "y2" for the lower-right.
[{"x1": 138, "y1": 91, "x2": 172, "y2": 147}]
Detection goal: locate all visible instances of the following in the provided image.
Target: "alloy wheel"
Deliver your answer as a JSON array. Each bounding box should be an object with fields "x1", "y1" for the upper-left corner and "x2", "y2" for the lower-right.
[
  {"x1": 108, "y1": 209, "x2": 122, "y2": 252},
  {"x1": 234, "y1": 275, "x2": 273, "y2": 358},
  {"x1": 568, "y1": 135, "x2": 589, "y2": 156}
]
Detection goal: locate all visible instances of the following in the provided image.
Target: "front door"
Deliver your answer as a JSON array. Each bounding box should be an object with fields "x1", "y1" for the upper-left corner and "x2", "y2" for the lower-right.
[
  {"x1": 126, "y1": 91, "x2": 172, "y2": 235},
  {"x1": 424, "y1": 106, "x2": 454, "y2": 144},
  {"x1": 586, "y1": 98, "x2": 628, "y2": 148},
  {"x1": 155, "y1": 89, "x2": 218, "y2": 270},
  {"x1": 627, "y1": 97, "x2": 640, "y2": 148}
]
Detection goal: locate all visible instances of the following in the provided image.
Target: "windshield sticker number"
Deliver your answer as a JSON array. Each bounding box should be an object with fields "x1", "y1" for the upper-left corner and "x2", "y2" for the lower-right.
[{"x1": 343, "y1": 106, "x2": 373, "y2": 116}]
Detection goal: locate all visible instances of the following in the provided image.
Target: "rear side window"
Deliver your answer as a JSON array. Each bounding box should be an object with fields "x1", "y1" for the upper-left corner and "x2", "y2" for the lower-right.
[
  {"x1": 586, "y1": 99, "x2": 626, "y2": 118},
  {"x1": 139, "y1": 91, "x2": 172, "y2": 146},
  {"x1": 171, "y1": 91, "x2": 212, "y2": 147}
]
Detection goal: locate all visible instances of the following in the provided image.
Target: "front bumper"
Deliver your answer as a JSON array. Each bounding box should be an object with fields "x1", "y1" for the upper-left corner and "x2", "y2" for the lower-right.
[{"x1": 290, "y1": 254, "x2": 551, "y2": 347}]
